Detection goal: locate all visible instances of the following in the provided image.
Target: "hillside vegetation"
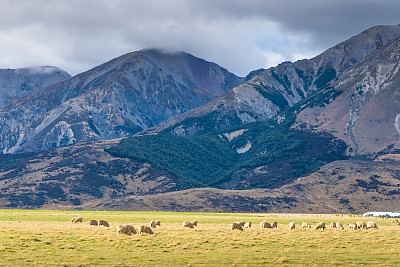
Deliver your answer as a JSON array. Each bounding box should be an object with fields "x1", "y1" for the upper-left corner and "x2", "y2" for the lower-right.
[{"x1": 107, "y1": 104, "x2": 348, "y2": 190}]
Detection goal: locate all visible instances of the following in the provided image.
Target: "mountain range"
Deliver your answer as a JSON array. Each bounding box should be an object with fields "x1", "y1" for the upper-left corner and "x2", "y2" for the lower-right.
[
  {"x1": 1, "y1": 24, "x2": 400, "y2": 213},
  {"x1": 0, "y1": 49, "x2": 244, "y2": 153}
]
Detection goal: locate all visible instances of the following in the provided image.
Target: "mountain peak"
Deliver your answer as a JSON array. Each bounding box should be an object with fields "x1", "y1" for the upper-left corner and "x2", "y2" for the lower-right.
[{"x1": 0, "y1": 66, "x2": 71, "y2": 107}]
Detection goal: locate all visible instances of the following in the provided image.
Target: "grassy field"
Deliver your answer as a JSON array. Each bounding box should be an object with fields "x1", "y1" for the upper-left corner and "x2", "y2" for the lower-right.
[{"x1": 0, "y1": 210, "x2": 399, "y2": 265}]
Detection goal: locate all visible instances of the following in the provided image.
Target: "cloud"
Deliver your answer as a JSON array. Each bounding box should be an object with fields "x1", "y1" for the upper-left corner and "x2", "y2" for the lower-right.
[{"x1": 0, "y1": 0, "x2": 399, "y2": 76}]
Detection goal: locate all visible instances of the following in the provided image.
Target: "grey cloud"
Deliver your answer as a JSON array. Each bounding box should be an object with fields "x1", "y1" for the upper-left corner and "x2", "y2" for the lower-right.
[{"x1": 0, "y1": 0, "x2": 398, "y2": 76}]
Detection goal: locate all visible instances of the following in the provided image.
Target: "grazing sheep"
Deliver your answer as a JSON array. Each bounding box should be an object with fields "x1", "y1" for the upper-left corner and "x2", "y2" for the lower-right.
[
  {"x1": 150, "y1": 220, "x2": 158, "y2": 228},
  {"x1": 89, "y1": 220, "x2": 98, "y2": 226},
  {"x1": 244, "y1": 222, "x2": 252, "y2": 228},
  {"x1": 314, "y1": 222, "x2": 325, "y2": 230},
  {"x1": 336, "y1": 222, "x2": 344, "y2": 230},
  {"x1": 260, "y1": 221, "x2": 272, "y2": 229},
  {"x1": 330, "y1": 222, "x2": 336, "y2": 229},
  {"x1": 367, "y1": 221, "x2": 378, "y2": 229},
  {"x1": 234, "y1": 221, "x2": 246, "y2": 227},
  {"x1": 192, "y1": 221, "x2": 198, "y2": 227},
  {"x1": 138, "y1": 225, "x2": 154, "y2": 235},
  {"x1": 117, "y1": 225, "x2": 137, "y2": 236},
  {"x1": 301, "y1": 222, "x2": 310, "y2": 229},
  {"x1": 356, "y1": 221, "x2": 367, "y2": 229},
  {"x1": 70, "y1": 217, "x2": 83, "y2": 223},
  {"x1": 289, "y1": 222, "x2": 295, "y2": 230},
  {"x1": 348, "y1": 222, "x2": 358, "y2": 230},
  {"x1": 182, "y1": 221, "x2": 194, "y2": 229},
  {"x1": 231, "y1": 222, "x2": 244, "y2": 231},
  {"x1": 271, "y1": 221, "x2": 278, "y2": 228},
  {"x1": 98, "y1": 220, "x2": 110, "y2": 227}
]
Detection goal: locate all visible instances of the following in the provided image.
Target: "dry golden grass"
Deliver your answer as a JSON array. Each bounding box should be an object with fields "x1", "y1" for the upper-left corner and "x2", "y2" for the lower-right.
[{"x1": 0, "y1": 210, "x2": 399, "y2": 265}]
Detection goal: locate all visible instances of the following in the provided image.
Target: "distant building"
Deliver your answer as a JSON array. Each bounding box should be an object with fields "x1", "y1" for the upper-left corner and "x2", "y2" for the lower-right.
[{"x1": 363, "y1": 211, "x2": 400, "y2": 218}]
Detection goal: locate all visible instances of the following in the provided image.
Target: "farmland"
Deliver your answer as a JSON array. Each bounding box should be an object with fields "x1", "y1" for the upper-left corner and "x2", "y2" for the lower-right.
[{"x1": 0, "y1": 210, "x2": 399, "y2": 265}]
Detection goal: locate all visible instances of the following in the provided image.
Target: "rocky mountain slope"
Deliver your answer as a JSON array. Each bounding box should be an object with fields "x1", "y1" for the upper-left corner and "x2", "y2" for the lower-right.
[
  {"x1": 0, "y1": 49, "x2": 244, "y2": 153},
  {"x1": 144, "y1": 25, "x2": 400, "y2": 135},
  {"x1": 294, "y1": 35, "x2": 400, "y2": 155},
  {"x1": 0, "y1": 66, "x2": 70, "y2": 107}
]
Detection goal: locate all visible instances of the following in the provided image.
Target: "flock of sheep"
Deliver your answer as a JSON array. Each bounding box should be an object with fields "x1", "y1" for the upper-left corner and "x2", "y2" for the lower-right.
[
  {"x1": 70, "y1": 217, "x2": 198, "y2": 236},
  {"x1": 231, "y1": 220, "x2": 379, "y2": 231},
  {"x1": 71, "y1": 217, "x2": 379, "y2": 235}
]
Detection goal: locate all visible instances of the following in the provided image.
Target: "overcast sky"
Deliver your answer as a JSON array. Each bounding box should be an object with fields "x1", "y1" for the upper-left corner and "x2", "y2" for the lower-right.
[{"x1": 0, "y1": 0, "x2": 399, "y2": 76}]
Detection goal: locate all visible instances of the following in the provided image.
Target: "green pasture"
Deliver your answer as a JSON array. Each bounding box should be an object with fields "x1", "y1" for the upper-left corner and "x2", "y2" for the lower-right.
[{"x1": 0, "y1": 210, "x2": 399, "y2": 265}]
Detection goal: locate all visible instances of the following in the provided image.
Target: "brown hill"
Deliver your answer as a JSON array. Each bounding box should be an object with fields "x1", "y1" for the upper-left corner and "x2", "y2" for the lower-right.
[
  {"x1": 1, "y1": 138, "x2": 399, "y2": 213},
  {"x1": 94, "y1": 159, "x2": 400, "y2": 214}
]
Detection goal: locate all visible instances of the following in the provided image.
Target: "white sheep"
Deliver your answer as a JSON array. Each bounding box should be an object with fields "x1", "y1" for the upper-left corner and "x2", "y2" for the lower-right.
[
  {"x1": 336, "y1": 222, "x2": 344, "y2": 230},
  {"x1": 117, "y1": 225, "x2": 137, "y2": 236},
  {"x1": 234, "y1": 221, "x2": 246, "y2": 227},
  {"x1": 89, "y1": 219, "x2": 98, "y2": 226},
  {"x1": 70, "y1": 217, "x2": 83, "y2": 223},
  {"x1": 348, "y1": 222, "x2": 358, "y2": 230},
  {"x1": 98, "y1": 220, "x2": 110, "y2": 227},
  {"x1": 260, "y1": 221, "x2": 272, "y2": 229},
  {"x1": 289, "y1": 222, "x2": 295, "y2": 230},
  {"x1": 182, "y1": 221, "x2": 194, "y2": 229},
  {"x1": 231, "y1": 222, "x2": 244, "y2": 231},
  {"x1": 138, "y1": 225, "x2": 154, "y2": 235},
  {"x1": 367, "y1": 221, "x2": 378, "y2": 229},
  {"x1": 356, "y1": 221, "x2": 367, "y2": 229},
  {"x1": 150, "y1": 220, "x2": 158, "y2": 228},
  {"x1": 314, "y1": 222, "x2": 325, "y2": 230}
]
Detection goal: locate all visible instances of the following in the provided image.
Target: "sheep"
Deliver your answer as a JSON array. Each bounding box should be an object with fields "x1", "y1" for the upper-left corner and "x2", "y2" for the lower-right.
[
  {"x1": 98, "y1": 220, "x2": 110, "y2": 227},
  {"x1": 271, "y1": 221, "x2": 278, "y2": 228},
  {"x1": 234, "y1": 221, "x2": 246, "y2": 227},
  {"x1": 336, "y1": 222, "x2": 344, "y2": 230},
  {"x1": 289, "y1": 222, "x2": 295, "y2": 230},
  {"x1": 356, "y1": 221, "x2": 367, "y2": 229},
  {"x1": 150, "y1": 220, "x2": 158, "y2": 228},
  {"x1": 314, "y1": 222, "x2": 325, "y2": 230},
  {"x1": 348, "y1": 222, "x2": 358, "y2": 230},
  {"x1": 231, "y1": 222, "x2": 244, "y2": 231},
  {"x1": 301, "y1": 222, "x2": 310, "y2": 229},
  {"x1": 89, "y1": 219, "x2": 98, "y2": 226},
  {"x1": 117, "y1": 225, "x2": 137, "y2": 236},
  {"x1": 192, "y1": 221, "x2": 198, "y2": 227},
  {"x1": 138, "y1": 225, "x2": 154, "y2": 235},
  {"x1": 367, "y1": 221, "x2": 378, "y2": 229},
  {"x1": 70, "y1": 217, "x2": 83, "y2": 223},
  {"x1": 260, "y1": 221, "x2": 272, "y2": 229},
  {"x1": 244, "y1": 222, "x2": 252, "y2": 228},
  {"x1": 182, "y1": 221, "x2": 194, "y2": 229},
  {"x1": 330, "y1": 222, "x2": 336, "y2": 229}
]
